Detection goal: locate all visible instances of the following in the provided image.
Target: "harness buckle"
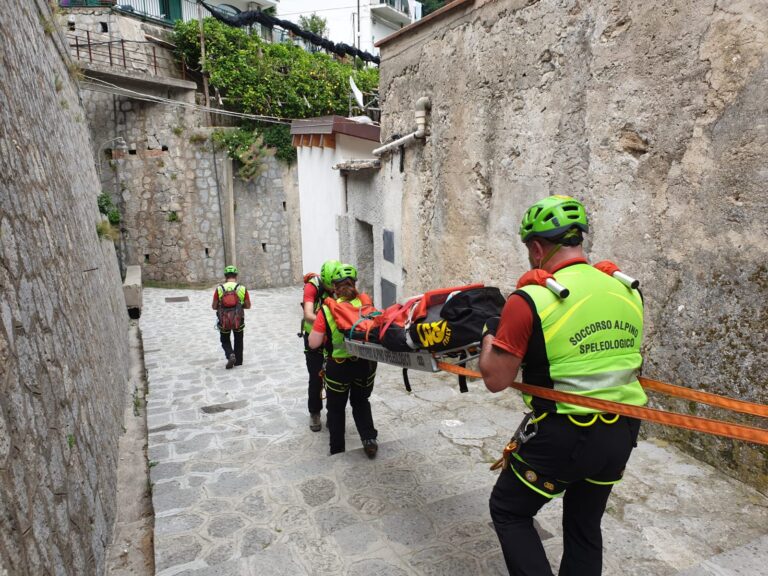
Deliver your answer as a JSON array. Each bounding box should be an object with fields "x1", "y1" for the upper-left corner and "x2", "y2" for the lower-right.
[{"x1": 490, "y1": 412, "x2": 540, "y2": 471}]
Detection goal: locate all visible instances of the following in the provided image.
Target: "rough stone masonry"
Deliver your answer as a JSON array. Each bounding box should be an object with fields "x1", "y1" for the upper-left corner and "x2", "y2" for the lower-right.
[
  {"x1": 376, "y1": 0, "x2": 768, "y2": 491},
  {"x1": 0, "y1": 0, "x2": 131, "y2": 573}
]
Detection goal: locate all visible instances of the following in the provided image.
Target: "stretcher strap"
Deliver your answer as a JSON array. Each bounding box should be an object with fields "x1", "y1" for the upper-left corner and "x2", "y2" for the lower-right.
[
  {"x1": 638, "y1": 377, "x2": 768, "y2": 418},
  {"x1": 435, "y1": 362, "x2": 768, "y2": 446}
]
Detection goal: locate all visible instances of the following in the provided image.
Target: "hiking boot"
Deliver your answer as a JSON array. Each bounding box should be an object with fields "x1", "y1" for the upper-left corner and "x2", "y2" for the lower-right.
[
  {"x1": 362, "y1": 439, "x2": 378, "y2": 459},
  {"x1": 225, "y1": 353, "x2": 236, "y2": 369},
  {"x1": 309, "y1": 413, "x2": 321, "y2": 432}
]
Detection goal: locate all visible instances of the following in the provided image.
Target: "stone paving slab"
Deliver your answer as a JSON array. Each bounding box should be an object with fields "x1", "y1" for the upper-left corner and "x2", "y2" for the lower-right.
[{"x1": 140, "y1": 287, "x2": 768, "y2": 575}]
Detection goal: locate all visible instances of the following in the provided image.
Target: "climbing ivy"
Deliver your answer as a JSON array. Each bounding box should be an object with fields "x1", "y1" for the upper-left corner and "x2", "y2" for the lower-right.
[{"x1": 174, "y1": 18, "x2": 379, "y2": 165}]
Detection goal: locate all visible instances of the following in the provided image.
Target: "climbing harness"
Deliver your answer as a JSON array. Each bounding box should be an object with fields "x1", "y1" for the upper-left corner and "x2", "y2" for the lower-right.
[{"x1": 490, "y1": 412, "x2": 547, "y2": 471}]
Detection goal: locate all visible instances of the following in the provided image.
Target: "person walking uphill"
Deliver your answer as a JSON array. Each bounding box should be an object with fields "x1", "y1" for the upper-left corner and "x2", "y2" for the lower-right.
[
  {"x1": 212, "y1": 265, "x2": 251, "y2": 369},
  {"x1": 479, "y1": 195, "x2": 647, "y2": 576},
  {"x1": 308, "y1": 264, "x2": 378, "y2": 458},
  {"x1": 300, "y1": 260, "x2": 340, "y2": 432}
]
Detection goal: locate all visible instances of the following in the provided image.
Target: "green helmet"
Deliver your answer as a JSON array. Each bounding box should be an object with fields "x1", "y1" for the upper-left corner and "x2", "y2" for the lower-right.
[
  {"x1": 224, "y1": 265, "x2": 239, "y2": 276},
  {"x1": 320, "y1": 259, "x2": 341, "y2": 290},
  {"x1": 519, "y1": 195, "x2": 589, "y2": 243},
  {"x1": 332, "y1": 264, "x2": 358, "y2": 284}
]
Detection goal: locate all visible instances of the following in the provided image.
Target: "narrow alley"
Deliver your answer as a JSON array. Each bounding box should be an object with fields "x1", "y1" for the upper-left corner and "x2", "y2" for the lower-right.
[{"x1": 139, "y1": 286, "x2": 768, "y2": 576}]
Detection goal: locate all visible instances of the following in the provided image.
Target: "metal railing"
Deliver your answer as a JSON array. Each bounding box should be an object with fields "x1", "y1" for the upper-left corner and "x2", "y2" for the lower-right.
[
  {"x1": 373, "y1": 0, "x2": 410, "y2": 17},
  {"x1": 112, "y1": 0, "x2": 202, "y2": 25},
  {"x1": 66, "y1": 31, "x2": 186, "y2": 78},
  {"x1": 59, "y1": 1, "x2": 116, "y2": 7}
]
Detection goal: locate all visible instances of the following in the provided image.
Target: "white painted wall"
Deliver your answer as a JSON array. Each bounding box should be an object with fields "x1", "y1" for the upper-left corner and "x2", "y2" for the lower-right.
[
  {"x1": 296, "y1": 133, "x2": 377, "y2": 274},
  {"x1": 278, "y1": 0, "x2": 420, "y2": 55},
  {"x1": 297, "y1": 145, "x2": 343, "y2": 274}
]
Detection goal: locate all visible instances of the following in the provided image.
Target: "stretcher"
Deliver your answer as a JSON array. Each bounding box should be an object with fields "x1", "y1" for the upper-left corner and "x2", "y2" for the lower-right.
[{"x1": 343, "y1": 337, "x2": 480, "y2": 392}]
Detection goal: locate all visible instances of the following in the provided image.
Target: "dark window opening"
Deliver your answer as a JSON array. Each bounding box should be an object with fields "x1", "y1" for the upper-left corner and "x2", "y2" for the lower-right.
[
  {"x1": 128, "y1": 149, "x2": 137, "y2": 155},
  {"x1": 104, "y1": 148, "x2": 113, "y2": 159},
  {"x1": 205, "y1": 247, "x2": 210, "y2": 258},
  {"x1": 144, "y1": 254, "x2": 150, "y2": 263},
  {"x1": 381, "y1": 278, "x2": 397, "y2": 308},
  {"x1": 282, "y1": 201, "x2": 286, "y2": 211},
  {"x1": 68, "y1": 22, "x2": 75, "y2": 31},
  {"x1": 383, "y1": 229, "x2": 395, "y2": 263},
  {"x1": 100, "y1": 22, "x2": 108, "y2": 33},
  {"x1": 161, "y1": 145, "x2": 169, "y2": 151},
  {"x1": 261, "y1": 243, "x2": 267, "y2": 252}
]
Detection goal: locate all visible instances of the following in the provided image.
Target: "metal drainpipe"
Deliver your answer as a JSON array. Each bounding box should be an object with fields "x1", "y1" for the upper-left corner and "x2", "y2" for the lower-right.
[{"x1": 372, "y1": 96, "x2": 431, "y2": 156}]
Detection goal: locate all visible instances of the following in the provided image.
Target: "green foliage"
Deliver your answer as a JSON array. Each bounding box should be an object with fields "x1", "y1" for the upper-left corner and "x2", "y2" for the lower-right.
[
  {"x1": 422, "y1": 0, "x2": 448, "y2": 16},
  {"x1": 107, "y1": 208, "x2": 121, "y2": 225},
  {"x1": 98, "y1": 192, "x2": 121, "y2": 224},
  {"x1": 260, "y1": 124, "x2": 294, "y2": 163},
  {"x1": 188, "y1": 132, "x2": 208, "y2": 144},
  {"x1": 167, "y1": 211, "x2": 179, "y2": 222},
  {"x1": 173, "y1": 18, "x2": 379, "y2": 166},
  {"x1": 97, "y1": 192, "x2": 113, "y2": 215},
  {"x1": 67, "y1": 434, "x2": 75, "y2": 449},
  {"x1": 298, "y1": 13, "x2": 328, "y2": 38},
  {"x1": 213, "y1": 129, "x2": 275, "y2": 181}
]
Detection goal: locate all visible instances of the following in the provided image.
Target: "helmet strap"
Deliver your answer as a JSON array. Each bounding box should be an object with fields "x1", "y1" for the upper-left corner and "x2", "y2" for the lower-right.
[{"x1": 536, "y1": 242, "x2": 562, "y2": 270}]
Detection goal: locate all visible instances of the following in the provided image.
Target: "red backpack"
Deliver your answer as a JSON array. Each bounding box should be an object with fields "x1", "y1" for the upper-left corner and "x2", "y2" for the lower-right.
[
  {"x1": 323, "y1": 293, "x2": 380, "y2": 339},
  {"x1": 218, "y1": 284, "x2": 244, "y2": 331}
]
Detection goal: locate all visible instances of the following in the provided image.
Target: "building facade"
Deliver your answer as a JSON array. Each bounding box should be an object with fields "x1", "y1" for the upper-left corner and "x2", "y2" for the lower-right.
[
  {"x1": 290, "y1": 117, "x2": 381, "y2": 295},
  {"x1": 58, "y1": 2, "x2": 302, "y2": 287},
  {"x1": 278, "y1": 0, "x2": 422, "y2": 55},
  {"x1": 60, "y1": 0, "x2": 278, "y2": 26}
]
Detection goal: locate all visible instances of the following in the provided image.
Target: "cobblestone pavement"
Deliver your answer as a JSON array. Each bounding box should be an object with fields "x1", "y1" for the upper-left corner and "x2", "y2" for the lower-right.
[{"x1": 141, "y1": 286, "x2": 768, "y2": 576}]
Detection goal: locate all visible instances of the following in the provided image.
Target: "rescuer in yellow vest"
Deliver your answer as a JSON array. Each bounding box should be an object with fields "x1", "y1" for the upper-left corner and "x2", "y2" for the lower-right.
[
  {"x1": 308, "y1": 264, "x2": 378, "y2": 458},
  {"x1": 300, "y1": 260, "x2": 339, "y2": 432},
  {"x1": 479, "y1": 195, "x2": 647, "y2": 576}
]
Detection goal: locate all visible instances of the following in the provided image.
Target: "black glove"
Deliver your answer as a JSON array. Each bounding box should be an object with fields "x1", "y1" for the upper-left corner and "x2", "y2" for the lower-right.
[{"x1": 483, "y1": 316, "x2": 500, "y2": 338}]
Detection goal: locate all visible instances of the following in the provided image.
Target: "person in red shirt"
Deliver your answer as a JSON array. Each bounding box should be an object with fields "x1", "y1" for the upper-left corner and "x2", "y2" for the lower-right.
[
  {"x1": 300, "y1": 260, "x2": 339, "y2": 431},
  {"x1": 479, "y1": 196, "x2": 645, "y2": 576},
  {"x1": 308, "y1": 264, "x2": 378, "y2": 458}
]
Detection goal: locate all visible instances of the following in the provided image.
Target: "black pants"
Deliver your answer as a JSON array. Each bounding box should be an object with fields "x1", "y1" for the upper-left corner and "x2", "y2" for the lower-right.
[
  {"x1": 303, "y1": 334, "x2": 324, "y2": 414},
  {"x1": 324, "y1": 358, "x2": 377, "y2": 454},
  {"x1": 219, "y1": 329, "x2": 243, "y2": 365},
  {"x1": 489, "y1": 414, "x2": 640, "y2": 576}
]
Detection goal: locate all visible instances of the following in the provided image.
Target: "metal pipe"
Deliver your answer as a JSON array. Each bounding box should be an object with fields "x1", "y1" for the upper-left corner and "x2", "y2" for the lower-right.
[
  {"x1": 545, "y1": 278, "x2": 570, "y2": 299},
  {"x1": 613, "y1": 271, "x2": 640, "y2": 289}
]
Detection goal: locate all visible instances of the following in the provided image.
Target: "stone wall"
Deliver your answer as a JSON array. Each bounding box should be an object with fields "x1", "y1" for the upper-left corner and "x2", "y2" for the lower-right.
[
  {"x1": 233, "y1": 157, "x2": 301, "y2": 288},
  {"x1": 66, "y1": 7, "x2": 301, "y2": 288},
  {"x1": 111, "y1": 114, "x2": 227, "y2": 284},
  {"x1": 377, "y1": 0, "x2": 768, "y2": 490},
  {"x1": 0, "y1": 0, "x2": 132, "y2": 573}
]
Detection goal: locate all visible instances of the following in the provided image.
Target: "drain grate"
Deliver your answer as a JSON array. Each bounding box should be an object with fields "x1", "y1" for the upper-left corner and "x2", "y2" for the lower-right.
[
  {"x1": 164, "y1": 296, "x2": 190, "y2": 303},
  {"x1": 201, "y1": 400, "x2": 248, "y2": 414}
]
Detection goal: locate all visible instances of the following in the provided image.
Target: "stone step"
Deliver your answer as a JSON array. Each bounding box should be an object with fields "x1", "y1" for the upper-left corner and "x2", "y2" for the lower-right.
[{"x1": 675, "y1": 534, "x2": 768, "y2": 576}]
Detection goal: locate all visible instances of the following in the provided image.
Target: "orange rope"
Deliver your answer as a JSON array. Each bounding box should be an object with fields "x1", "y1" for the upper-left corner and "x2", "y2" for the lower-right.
[
  {"x1": 435, "y1": 362, "x2": 768, "y2": 446},
  {"x1": 638, "y1": 377, "x2": 768, "y2": 418}
]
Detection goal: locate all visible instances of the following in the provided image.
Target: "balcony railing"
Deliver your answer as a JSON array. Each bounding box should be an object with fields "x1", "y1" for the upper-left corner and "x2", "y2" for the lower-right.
[
  {"x1": 373, "y1": 0, "x2": 410, "y2": 17},
  {"x1": 66, "y1": 31, "x2": 186, "y2": 79},
  {"x1": 59, "y1": 1, "x2": 116, "y2": 6}
]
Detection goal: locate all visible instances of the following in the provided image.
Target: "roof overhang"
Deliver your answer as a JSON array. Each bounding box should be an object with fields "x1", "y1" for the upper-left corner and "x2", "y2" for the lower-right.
[{"x1": 290, "y1": 116, "x2": 380, "y2": 143}]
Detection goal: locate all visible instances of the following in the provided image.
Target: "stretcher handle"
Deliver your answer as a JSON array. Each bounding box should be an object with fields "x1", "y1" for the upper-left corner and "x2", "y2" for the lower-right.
[
  {"x1": 613, "y1": 271, "x2": 640, "y2": 289},
  {"x1": 545, "y1": 278, "x2": 569, "y2": 299}
]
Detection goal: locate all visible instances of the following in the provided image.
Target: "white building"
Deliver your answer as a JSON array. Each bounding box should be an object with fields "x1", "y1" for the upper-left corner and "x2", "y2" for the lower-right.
[
  {"x1": 290, "y1": 116, "x2": 380, "y2": 293},
  {"x1": 278, "y1": 0, "x2": 422, "y2": 55},
  {"x1": 61, "y1": 0, "x2": 279, "y2": 26}
]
